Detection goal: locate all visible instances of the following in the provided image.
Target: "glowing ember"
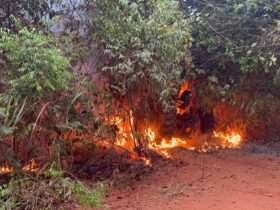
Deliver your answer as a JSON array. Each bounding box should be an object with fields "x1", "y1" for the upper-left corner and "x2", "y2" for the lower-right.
[
  {"x1": 22, "y1": 159, "x2": 38, "y2": 172},
  {"x1": 0, "y1": 159, "x2": 38, "y2": 174},
  {"x1": 0, "y1": 166, "x2": 13, "y2": 174},
  {"x1": 142, "y1": 157, "x2": 152, "y2": 166}
]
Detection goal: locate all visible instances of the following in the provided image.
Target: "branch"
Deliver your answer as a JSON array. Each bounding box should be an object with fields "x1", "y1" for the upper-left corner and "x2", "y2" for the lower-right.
[{"x1": 30, "y1": 102, "x2": 50, "y2": 141}]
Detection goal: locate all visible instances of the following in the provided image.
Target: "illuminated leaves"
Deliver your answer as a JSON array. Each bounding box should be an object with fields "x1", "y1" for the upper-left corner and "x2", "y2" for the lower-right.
[{"x1": 92, "y1": 0, "x2": 192, "y2": 111}]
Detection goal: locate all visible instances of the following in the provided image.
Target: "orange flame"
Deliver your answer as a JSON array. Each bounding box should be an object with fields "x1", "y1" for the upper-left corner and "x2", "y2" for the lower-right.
[
  {"x1": 213, "y1": 131, "x2": 242, "y2": 148},
  {"x1": 145, "y1": 127, "x2": 193, "y2": 158},
  {"x1": 110, "y1": 115, "x2": 244, "y2": 162},
  {"x1": 0, "y1": 159, "x2": 38, "y2": 174},
  {"x1": 110, "y1": 116, "x2": 135, "y2": 152},
  {"x1": 107, "y1": 81, "x2": 244, "y2": 163},
  {"x1": 178, "y1": 81, "x2": 191, "y2": 98},
  {"x1": 0, "y1": 165, "x2": 13, "y2": 174},
  {"x1": 176, "y1": 80, "x2": 194, "y2": 115}
]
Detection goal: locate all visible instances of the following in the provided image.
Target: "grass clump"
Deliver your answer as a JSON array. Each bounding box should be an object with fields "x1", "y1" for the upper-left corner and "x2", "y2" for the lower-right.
[{"x1": 0, "y1": 167, "x2": 106, "y2": 210}]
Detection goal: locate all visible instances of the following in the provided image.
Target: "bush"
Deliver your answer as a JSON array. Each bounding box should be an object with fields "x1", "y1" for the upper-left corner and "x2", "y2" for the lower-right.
[
  {"x1": 179, "y1": 0, "x2": 280, "y2": 140},
  {"x1": 0, "y1": 175, "x2": 106, "y2": 210},
  {"x1": 91, "y1": 0, "x2": 192, "y2": 112},
  {"x1": 182, "y1": 0, "x2": 280, "y2": 75},
  {"x1": 0, "y1": 25, "x2": 73, "y2": 170},
  {"x1": 0, "y1": 26, "x2": 72, "y2": 100}
]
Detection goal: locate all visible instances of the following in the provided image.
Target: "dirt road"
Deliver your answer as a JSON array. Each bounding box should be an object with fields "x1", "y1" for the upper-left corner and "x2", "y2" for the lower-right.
[{"x1": 105, "y1": 144, "x2": 280, "y2": 210}]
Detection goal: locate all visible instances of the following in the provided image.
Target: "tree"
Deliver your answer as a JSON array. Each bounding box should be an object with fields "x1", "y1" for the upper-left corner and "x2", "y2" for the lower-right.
[
  {"x1": 0, "y1": 27, "x2": 72, "y2": 99},
  {"x1": 0, "y1": 0, "x2": 52, "y2": 28},
  {"x1": 181, "y1": 0, "x2": 280, "y2": 139},
  {"x1": 0, "y1": 25, "x2": 72, "y2": 167},
  {"x1": 181, "y1": 0, "x2": 280, "y2": 79},
  {"x1": 91, "y1": 0, "x2": 192, "y2": 112}
]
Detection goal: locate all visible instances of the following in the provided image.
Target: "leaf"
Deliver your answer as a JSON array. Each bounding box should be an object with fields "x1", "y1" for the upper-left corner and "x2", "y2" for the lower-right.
[
  {"x1": 56, "y1": 121, "x2": 84, "y2": 132},
  {"x1": 0, "y1": 126, "x2": 14, "y2": 136},
  {"x1": 251, "y1": 42, "x2": 257, "y2": 47},
  {"x1": 12, "y1": 97, "x2": 27, "y2": 127},
  {"x1": 208, "y1": 75, "x2": 218, "y2": 83},
  {"x1": 246, "y1": 50, "x2": 252, "y2": 55},
  {"x1": 271, "y1": 55, "x2": 277, "y2": 65},
  {"x1": 0, "y1": 108, "x2": 6, "y2": 119}
]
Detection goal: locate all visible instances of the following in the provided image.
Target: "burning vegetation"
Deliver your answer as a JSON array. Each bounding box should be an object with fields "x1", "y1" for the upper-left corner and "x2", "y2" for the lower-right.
[
  {"x1": 105, "y1": 80, "x2": 244, "y2": 165},
  {"x1": 0, "y1": 159, "x2": 38, "y2": 175},
  {"x1": 0, "y1": 79, "x2": 245, "y2": 174},
  {"x1": 0, "y1": 0, "x2": 279, "y2": 209}
]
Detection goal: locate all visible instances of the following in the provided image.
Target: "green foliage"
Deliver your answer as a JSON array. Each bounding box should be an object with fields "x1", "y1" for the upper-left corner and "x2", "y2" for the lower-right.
[
  {"x1": 68, "y1": 180, "x2": 106, "y2": 208},
  {"x1": 45, "y1": 162, "x2": 65, "y2": 178},
  {"x1": 0, "y1": 96, "x2": 26, "y2": 136},
  {"x1": 0, "y1": 25, "x2": 72, "y2": 136},
  {"x1": 92, "y1": 0, "x2": 192, "y2": 111},
  {"x1": 43, "y1": 163, "x2": 106, "y2": 208},
  {"x1": 0, "y1": 25, "x2": 73, "y2": 174},
  {"x1": 0, "y1": 176, "x2": 106, "y2": 210},
  {"x1": 182, "y1": 0, "x2": 280, "y2": 77},
  {"x1": 0, "y1": 183, "x2": 16, "y2": 210},
  {"x1": 0, "y1": 27, "x2": 72, "y2": 99},
  {"x1": 179, "y1": 0, "x2": 280, "y2": 139},
  {"x1": 0, "y1": 0, "x2": 61, "y2": 29}
]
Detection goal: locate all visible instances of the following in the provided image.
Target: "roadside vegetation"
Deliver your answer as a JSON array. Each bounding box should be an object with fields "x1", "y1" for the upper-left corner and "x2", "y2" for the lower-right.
[{"x1": 0, "y1": 0, "x2": 279, "y2": 209}]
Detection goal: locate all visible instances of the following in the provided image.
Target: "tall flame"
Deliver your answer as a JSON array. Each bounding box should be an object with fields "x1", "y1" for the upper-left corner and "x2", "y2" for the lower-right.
[{"x1": 176, "y1": 80, "x2": 193, "y2": 115}]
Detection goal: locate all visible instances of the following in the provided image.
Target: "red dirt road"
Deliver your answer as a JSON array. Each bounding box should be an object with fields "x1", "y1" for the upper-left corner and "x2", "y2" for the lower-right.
[{"x1": 105, "y1": 145, "x2": 280, "y2": 210}]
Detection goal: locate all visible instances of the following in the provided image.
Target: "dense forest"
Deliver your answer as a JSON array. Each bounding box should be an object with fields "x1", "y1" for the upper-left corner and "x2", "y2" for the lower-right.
[{"x1": 0, "y1": 0, "x2": 280, "y2": 209}]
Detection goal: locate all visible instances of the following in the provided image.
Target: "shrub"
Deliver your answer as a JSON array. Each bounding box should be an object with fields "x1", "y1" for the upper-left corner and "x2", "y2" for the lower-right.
[
  {"x1": 0, "y1": 25, "x2": 73, "y2": 170},
  {"x1": 0, "y1": 175, "x2": 106, "y2": 210},
  {"x1": 0, "y1": 26, "x2": 72, "y2": 100},
  {"x1": 91, "y1": 0, "x2": 192, "y2": 112}
]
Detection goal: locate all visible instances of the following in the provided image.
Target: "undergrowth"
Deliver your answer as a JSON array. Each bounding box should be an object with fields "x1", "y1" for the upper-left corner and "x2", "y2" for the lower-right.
[{"x1": 0, "y1": 165, "x2": 106, "y2": 210}]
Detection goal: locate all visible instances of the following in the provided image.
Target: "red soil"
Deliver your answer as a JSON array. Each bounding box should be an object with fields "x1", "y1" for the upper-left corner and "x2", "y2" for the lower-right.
[{"x1": 105, "y1": 144, "x2": 280, "y2": 210}]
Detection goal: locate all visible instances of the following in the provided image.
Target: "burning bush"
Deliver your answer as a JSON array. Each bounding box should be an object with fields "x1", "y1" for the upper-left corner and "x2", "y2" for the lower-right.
[
  {"x1": 91, "y1": 0, "x2": 192, "y2": 111},
  {"x1": 0, "y1": 3, "x2": 279, "y2": 209}
]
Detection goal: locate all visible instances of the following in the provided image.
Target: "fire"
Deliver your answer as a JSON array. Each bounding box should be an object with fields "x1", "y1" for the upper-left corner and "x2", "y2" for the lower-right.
[
  {"x1": 176, "y1": 80, "x2": 194, "y2": 115},
  {"x1": 0, "y1": 165, "x2": 13, "y2": 174},
  {"x1": 109, "y1": 115, "x2": 192, "y2": 160},
  {"x1": 145, "y1": 127, "x2": 191, "y2": 158},
  {"x1": 142, "y1": 157, "x2": 152, "y2": 166},
  {"x1": 213, "y1": 131, "x2": 242, "y2": 147},
  {"x1": 22, "y1": 159, "x2": 38, "y2": 172},
  {"x1": 0, "y1": 159, "x2": 38, "y2": 174},
  {"x1": 110, "y1": 116, "x2": 135, "y2": 152},
  {"x1": 146, "y1": 128, "x2": 186, "y2": 150},
  {"x1": 110, "y1": 115, "x2": 244, "y2": 161},
  {"x1": 178, "y1": 80, "x2": 191, "y2": 97},
  {"x1": 106, "y1": 80, "x2": 245, "y2": 164}
]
